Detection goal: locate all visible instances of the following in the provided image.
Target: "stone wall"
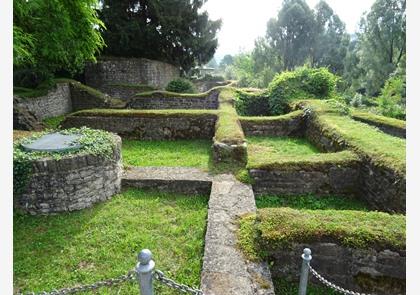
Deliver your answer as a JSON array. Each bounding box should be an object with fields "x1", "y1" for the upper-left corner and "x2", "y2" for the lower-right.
[
  {"x1": 15, "y1": 136, "x2": 122, "y2": 215},
  {"x1": 267, "y1": 242, "x2": 405, "y2": 295},
  {"x1": 62, "y1": 113, "x2": 217, "y2": 140},
  {"x1": 351, "y1": 116, "x2": 406, "y2": 139},
  {"x1": 127, "y1": 90, "x2": 219, "y2": 110},
  {"x1": 16, "y1": 83, "x2": 72, "y2": 120},
  {"x1": 193, "y1": 80, "x2": 230, "y2": 92},
  {"x1": 240, "y1": 112, "x2": 305, "y2": 137},
  {"x1": 69, "y1": 82, "x2": 124, "y2": 111},
  {"x1": 250, "y1": 158, "x2": 360, "y2": 197},
  {"x1": 84, "y1": 57, "x2": 180, "y2": 91},
  {"x1": 303, "y1": 113, "x2": 405, "y2": 213},
  {"x1": 95, "y1": 84, "x2": 154, "y2": 101}
]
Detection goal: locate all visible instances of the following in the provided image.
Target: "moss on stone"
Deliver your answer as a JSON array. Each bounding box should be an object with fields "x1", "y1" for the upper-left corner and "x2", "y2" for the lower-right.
[
  {"x1": 294, "y1": 100, "x2": 406, "y2": 175},
  {"x1": 351, "y1": 110, "x2": 406, "y2": 129},
  {"x1": 238, "y1": 208, "x2": 405, "y2": 258},
  {"x1": 70, "y1": 108, "x2": 218, "y2": 118},
  {"x1": 239, "y1": 110, "x2": 303, "y2": 124}
]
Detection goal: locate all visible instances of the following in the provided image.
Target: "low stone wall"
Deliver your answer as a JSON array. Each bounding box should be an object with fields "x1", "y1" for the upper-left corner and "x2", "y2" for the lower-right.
[
  {"x1": 16, "y1": 83, "x2": 72, "y2": 120},
  {"x1": 127, "y1": 90, "x2": 219, "y2": 110},
  {"x1": 250, "y1": 158, "x2": 360, "y2": 197},
  {"x1": 303, "y1": 112, "x2": 405, "y2": 213},
  {"x1": 351, "y1": 116, "x2": 406, "y2": 138},
  {"x1": 95, "y1": 84, "x2": 154, "y2": 101},
  {"x1": 193, "y1": 80, "x2": 229, "y2": 92},
  {"x1": 15, "y1": 136, "x2": 122, "y2": 214},
  {"x1": 240, "y1": 111, "x2": 305, "y2": 137},
  {"x1": 62, "y1": 113, "x2": 217, "y2": 140},
  {"x1": 85, "y1": 57, "x2": 180, "y2": 91},
  {"x1": 212, "y1": 141, "x2": 248, "y2": 166},
  {"x1": 267, "y1": 242, "x2": 405, "y2": 295}
]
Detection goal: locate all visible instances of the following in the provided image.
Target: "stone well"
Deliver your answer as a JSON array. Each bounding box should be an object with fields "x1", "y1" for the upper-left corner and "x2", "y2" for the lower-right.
[{"x1": 15, "y1": 133, "x2": 122, "y2": 215}]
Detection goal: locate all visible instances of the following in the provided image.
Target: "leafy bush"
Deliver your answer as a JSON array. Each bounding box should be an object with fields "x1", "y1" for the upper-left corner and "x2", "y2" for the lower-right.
[
  {"x1": 377, "y1": 76, "x2": 406, "y2": 120},
  {"x1": 234, "y1": 89, "x2": 270, "y2": 116},
  {"x1": 165, "y1": 78, "x2": 197, "y2": 93},
  {"x1": 268, "y1": 67, "x2": 338, "y2": 114}
]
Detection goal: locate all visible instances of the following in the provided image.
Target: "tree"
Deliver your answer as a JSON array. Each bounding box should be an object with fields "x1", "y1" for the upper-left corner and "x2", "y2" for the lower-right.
[
  {"x1": 14, "y1": 0, "x2": 105, "y2": 86},
  {"x1": 266, "y1": 0, "x2": 316, "y2": 70},
  {"x1": 98, "y1": 0, "x2": 222, "y2": 73},
  {"x1": 356, "y1": 0, "x2": 406, "y2": 95},
  {"x1": 312, "y1": 1, "x2": 349, "y2": 74},
  {"x1": 219, "y1": 54, "x2": 234, "y2": 70}
]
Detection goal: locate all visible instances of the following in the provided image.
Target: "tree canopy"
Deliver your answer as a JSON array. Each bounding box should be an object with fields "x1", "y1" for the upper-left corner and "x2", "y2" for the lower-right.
[
  {"x1": 98, "y1": 0, "x2": 222, "y2": 73},
  {"x1": 13, "y1": 0, "x2": 105, "y2": 86}
]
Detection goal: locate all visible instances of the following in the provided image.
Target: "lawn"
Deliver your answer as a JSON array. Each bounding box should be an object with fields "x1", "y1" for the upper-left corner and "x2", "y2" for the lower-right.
[
  {"x1": 122, "y1": 139, "x2": 212, "y2": 169},
  {"x1": 255, "y1": 194, "x2": 368, "y2": 211},
  {"x1": 247, "y1": 136, "x2": 319, "y2": 161},
  {"x1": 14, "y1": 189, "x2": 208, "y2": 295}
]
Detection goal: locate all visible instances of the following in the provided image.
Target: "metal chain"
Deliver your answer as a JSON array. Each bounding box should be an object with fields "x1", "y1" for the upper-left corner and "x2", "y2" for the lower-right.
[
  {"x1": 153, "y1": 269, "x2": 203, "y2": 295},
  {"x1": 308, "y1": 265, "x2": 371, "y2": 295},
  {"x1": 20, "y1": 269, "x2": 137, "y2": 295}
]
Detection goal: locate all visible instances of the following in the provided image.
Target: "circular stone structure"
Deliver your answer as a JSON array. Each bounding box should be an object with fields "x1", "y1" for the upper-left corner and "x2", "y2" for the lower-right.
[{"x1": 15, "y1": 133, "x2": 122, "y2": 215}]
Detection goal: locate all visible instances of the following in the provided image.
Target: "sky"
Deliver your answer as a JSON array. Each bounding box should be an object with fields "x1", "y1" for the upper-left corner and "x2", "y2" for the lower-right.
[{"x1": 202, "y1": 0, "x2": 376, "y2": 61}]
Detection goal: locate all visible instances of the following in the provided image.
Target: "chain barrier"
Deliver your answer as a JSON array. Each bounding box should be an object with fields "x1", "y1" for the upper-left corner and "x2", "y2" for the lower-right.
[
  {"x1": 153, "y1": 270, "x2": 203, "y2": 295},
  {"x1": 19, "y1": 270, "x2": 137, "y2": 295},
  {"x1": 308, "y1": 265, "x2": 372, "y2": 295}
]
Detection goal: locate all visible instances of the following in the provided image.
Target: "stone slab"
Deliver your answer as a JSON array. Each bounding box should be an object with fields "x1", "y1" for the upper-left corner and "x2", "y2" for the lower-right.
[{"x1": 21, "y1": 133, "x2": 81, "y2": 152}]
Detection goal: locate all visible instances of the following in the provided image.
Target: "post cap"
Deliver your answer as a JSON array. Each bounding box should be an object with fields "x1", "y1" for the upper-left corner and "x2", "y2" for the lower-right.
[
  {"x1": 303, "y1": 248, "x2": 311, "y2": 256},
  {"x1": 302, "y1": 248, "x2": 312, "y2": 261},
  {"x1": 138, "y1": 249, "x2": 152, "y2": 265}
]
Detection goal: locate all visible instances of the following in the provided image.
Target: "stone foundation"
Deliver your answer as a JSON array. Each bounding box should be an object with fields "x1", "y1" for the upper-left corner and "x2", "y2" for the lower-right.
[
  {"x1": 84, "y1": 57, "x2": 180, "y2": 91},
  {"x1": 127, "y1": 90, "x2": 219, "y2": 110},
  {"x1": 62, "y1": 113, "x2": 217, "y2": 140},
  {"x1": 240, "y1": 112, "x2": 305, "y2": 137},
  {"x1": 212, "y1": 141, "x2": 248, "y2": 166},
  {"x1": 15, "y1": 135, "x2": 122, "y2": 214},
  {"x1": 250, "y1": 158, "x2": 360, "y2": 197},
  {"x1": 16, "y1": 83, "x2": 72, "y2": 120},
  {"x1": 267, "y1": 242, "x2": 405, "y2": 295}
]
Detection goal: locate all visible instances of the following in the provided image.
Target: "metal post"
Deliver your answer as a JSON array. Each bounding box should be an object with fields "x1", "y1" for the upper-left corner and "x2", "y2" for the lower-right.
[
  {"x1": 298, "y1": 248, "x2": 312, "y2": 295},
  {"x1": 136, "y1": 249, "x2": 155, "y2": 295}
]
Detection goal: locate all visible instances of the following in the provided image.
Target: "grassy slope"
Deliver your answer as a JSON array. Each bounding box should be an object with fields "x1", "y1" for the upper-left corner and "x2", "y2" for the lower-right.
[
  {"x1": 14, "y1": 189, "x2": 208, "y2": 295},
  {"x1": 295, "y1": 100, "x2": 406, "y2": 174},
  {"x1": 122, "y1": 139, "x2": 212, "y2": 169},
  {"x1": 351, "y1": 109, "x2": 406, "y2": 129},
  {"x1": 239, "y1": 110, "x2": 303, "y2": 122}
]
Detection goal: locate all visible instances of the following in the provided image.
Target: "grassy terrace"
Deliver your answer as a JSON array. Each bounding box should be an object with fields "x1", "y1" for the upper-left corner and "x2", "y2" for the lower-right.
[
  {"x1": 351, "y1": 109, "x2": 406, "y2": 129},
  {"x1": 294, "y1": 100, "x2": 406, "y2": 174},
  {"x1": 70, "y1": 108, "x2": 218, "y2": 118},
  {"x1": 122, "y1": 139, "x2": 212, "y2": 168},
  {"x1": 246, "y1": 136, "x2": 359, "y2": 170},
  {"x1": 14, "y1": 189, "x2": 208, "y2": 295}
]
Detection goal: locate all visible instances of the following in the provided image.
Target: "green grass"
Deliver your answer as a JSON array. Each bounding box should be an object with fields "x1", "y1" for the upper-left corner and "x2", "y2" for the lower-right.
[
  {"x1": 351, "y1": 109, "x2": 406, "y2": 129},
  {"x1": 214, "y1": 88, "x2": 246, "y2": 144},
  {"x1": 14, "y1": 189, "x2": 208, "y2": 295},
  {"x1": 122, "y1": 139, "x2": 212, "y2": 168},
  {"x1": 247, "y1": 136, "x2": 319, "y2": 158},
  {"x1": 239, "y1": 110, "x2": 303, "y2": 122},
  {"x1": 257, "y1": 208, "x2": 405, "y2": 252},
  {"x1": 42, "y1": 115, "x2": 65, "y2": 129},
  {"x1": 71, "y1": 108, "x2": 218, "y2": 118},
  {"x1": 255, "y1": 195, "x2": 368, "y2": 211}
]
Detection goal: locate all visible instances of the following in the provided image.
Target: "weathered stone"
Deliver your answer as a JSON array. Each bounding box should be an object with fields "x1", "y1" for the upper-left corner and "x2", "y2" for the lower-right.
[
  {"x1": 13, "y1": 96, "x2": 45, "y2": 131},
  {"x1": 15, "y1": 135, "x2": 122, "y2": 215}
]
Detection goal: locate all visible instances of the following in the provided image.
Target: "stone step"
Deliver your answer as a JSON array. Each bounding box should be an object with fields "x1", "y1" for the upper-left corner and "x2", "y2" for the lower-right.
[
  {"x1": 201, "y1": 174, "x2": 275, "y2": 295},
  {"x1": 122, "y1": 166, "x2": 213, "y2": 195}
]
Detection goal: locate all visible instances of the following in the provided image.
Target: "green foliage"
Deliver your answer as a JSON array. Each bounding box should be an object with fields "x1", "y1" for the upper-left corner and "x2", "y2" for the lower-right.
[
  {"x1": 14, "y1": 189, "x2": 208, "y2": 294},
  {"x1": 351, "y1": 110, "x2": 406, "y2": 129},
  {"x1": 165, "y1": 78, "x2": 197, "y2": 94},
  {"x1": 255, "y1": 195, "x2": 368, "y2": 211},
  {"x1": 13, "y1": 127, "x2": 116, "y2": 195},
  {"x1": 13, "y1": 0, "x2": 105, "y2": 87},
  {"x1": 256, "y1": 207, "x2": 405, "y2": 251},
  {"x1": 214, "y1": 89, "x2": 246, "y2": 144},
  {"x1": 42, "y1": 116, "x2": 65, "y2": 130},
  {"x1": 122, "y1": 139, "x2": 211, "y2": 169},
  {"x1": 234, "y1": 89, "x2": 270, "y2": 116},
  {"x1": 377, "y1": 75, "x2": 406, "y2": 119},
  {"x1": 268, "y1": 67, "x2": 338, "y2": 114},
  {"x1": 98, "y1": 0, "x2": 221, "y2": 72}
]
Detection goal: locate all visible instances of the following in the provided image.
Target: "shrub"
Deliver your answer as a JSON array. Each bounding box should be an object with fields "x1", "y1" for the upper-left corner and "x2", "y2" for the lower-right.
[
  {"x1": 165, "y1": 78, "x2": 197, "y2": 93},
  {"x1": 234, "y1": 89, "x2": 270, "y2": 116},
  {"x1": 268, "y1": 67, "x2": 338, "y2": 114},
  {"x1": 377, "y1": 76, "x2": 406, "y2": 120}
]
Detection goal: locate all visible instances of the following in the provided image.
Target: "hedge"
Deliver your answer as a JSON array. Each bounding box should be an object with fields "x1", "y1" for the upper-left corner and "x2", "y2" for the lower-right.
[{"x1": 234, "y1": 89, "x2": 270, "y2": 116}]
